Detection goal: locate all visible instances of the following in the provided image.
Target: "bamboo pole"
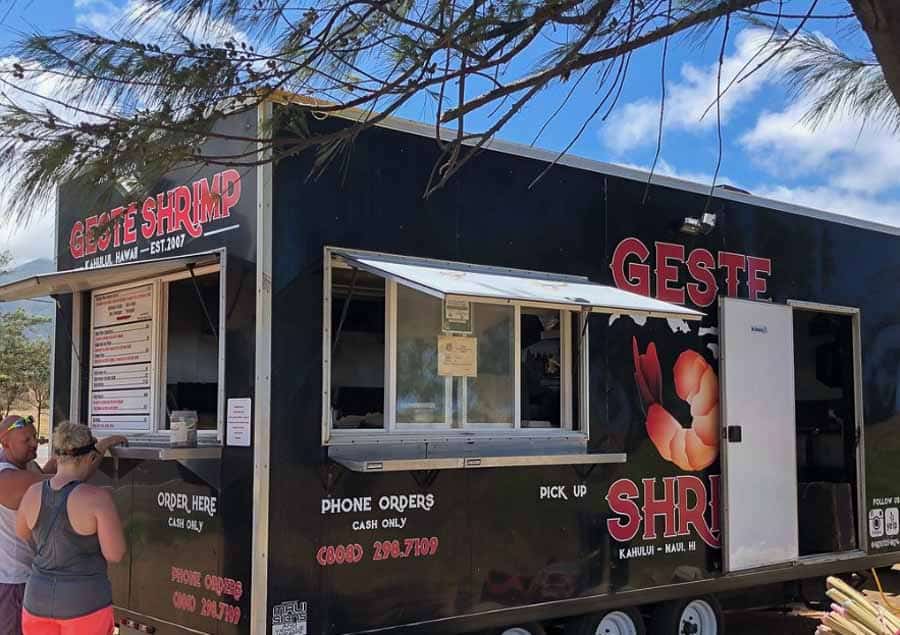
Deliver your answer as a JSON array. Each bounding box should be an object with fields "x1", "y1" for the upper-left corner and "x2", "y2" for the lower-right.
[{"x1": 820, "y1": 575, "x2": 900, "y2": 635}]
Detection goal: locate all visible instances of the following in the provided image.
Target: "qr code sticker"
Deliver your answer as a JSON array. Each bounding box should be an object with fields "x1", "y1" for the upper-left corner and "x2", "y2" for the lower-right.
[{"x1": 273, "y1": 601, "x2": 307, "y2": 635}]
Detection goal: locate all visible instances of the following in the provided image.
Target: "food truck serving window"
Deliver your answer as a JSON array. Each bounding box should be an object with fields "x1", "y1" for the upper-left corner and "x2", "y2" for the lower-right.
[
  {"x1": 324, "y1": 248, "x2": 701, "y2": 445},
  {"x1": 89, "y1": 265, "x2": 222, "y2": 437}
]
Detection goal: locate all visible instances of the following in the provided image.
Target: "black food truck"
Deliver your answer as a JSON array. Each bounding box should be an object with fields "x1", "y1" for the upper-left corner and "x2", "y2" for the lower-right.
[{"x1": 2, "y1": 95, "x2": 900, "y2": 635}]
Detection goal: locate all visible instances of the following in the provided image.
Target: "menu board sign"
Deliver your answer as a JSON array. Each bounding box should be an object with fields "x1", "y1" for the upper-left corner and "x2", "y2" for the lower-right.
[
  {"x1": 89, "y1": 284, "x2": 156, "y2": 433},
  {"x1": 93, "y1": 285, "x2": 153, "y2": 327},
  {"x1": 92, "y1": 322, "x2": 152, "y2": 366}
]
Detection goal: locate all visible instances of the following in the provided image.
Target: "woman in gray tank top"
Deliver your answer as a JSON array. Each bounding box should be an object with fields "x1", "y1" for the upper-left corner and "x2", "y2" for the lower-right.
[{"x1": 15, "y1": 423, "x2": 126, "y2": 635}]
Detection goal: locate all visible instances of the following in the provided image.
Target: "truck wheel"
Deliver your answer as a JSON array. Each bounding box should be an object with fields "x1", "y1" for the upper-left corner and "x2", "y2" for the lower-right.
[
  {"x1": 649, "y1": 597, "x2": 722, "y2": 635},
  {"x1": 566, "y1": 607, "x2": 645, "y2": 635},
  {"x1": 497, "y1": 623, "x2": 546, "y2": 635}
]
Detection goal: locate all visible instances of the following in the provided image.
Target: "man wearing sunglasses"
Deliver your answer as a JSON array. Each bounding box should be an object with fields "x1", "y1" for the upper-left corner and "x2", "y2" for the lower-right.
[{"x1": 0, "y1": 416, "x2": 126, "y2": 635}]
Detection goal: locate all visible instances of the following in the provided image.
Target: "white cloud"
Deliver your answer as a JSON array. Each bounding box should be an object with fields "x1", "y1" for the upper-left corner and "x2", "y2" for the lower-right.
[
  {"x1": 741, "y1": 99, "x2": 900, "y2": 196},
  {"x1": 750, "y1": 184, "x2": 900, "y2": 226},
  {"x1": 74, "y1": 0, "x2": 123, "y2": 32},
  {"x1": 602, "y1": 28, "x2": 782, "y2": 153},
  {"x1": 0, "y1": 211, "x2": 55, "y2": 266},
  {"x1": 0, "y1": 55, "x2": 93, "y2": 266},
  {"x1": 599, "y1": 25, "x2": 900, "y2": 228},
  {"x1": 73, "y1": 0, "x2": 248, "y2": 44}
]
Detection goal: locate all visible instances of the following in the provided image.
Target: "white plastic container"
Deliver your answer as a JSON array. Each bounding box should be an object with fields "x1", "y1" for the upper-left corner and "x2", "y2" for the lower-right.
[{"x1": 170, "y1": 410, "x2": 198, "y2": 447}]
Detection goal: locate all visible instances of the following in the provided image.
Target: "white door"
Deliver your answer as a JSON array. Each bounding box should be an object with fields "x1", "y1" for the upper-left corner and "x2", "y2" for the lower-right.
[{"x1": 719, "y1": 297, "x2": 798, "y2": 572}]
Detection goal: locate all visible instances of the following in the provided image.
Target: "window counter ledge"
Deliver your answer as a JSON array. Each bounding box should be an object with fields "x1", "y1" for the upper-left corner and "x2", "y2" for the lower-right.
[{"x1": 329, "y1": 442, "x2": 626, "y2": 473}]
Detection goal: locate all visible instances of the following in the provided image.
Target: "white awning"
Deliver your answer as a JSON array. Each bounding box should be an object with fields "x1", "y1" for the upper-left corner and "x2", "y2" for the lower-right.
[
  {"x1": 0, "y1": 250, "x2": 222, "y2": 302},
  {"x1": 335, "y1": 250, "x2": 703, "y2": 320}
]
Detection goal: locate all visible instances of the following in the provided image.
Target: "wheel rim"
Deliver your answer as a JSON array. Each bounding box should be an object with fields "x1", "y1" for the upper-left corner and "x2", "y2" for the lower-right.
[
  {"x1": 679, "y1": 599, "x2": 718, "y2": 635},
  {"x1": 501, "y1": 628, "x2": 533, "y2": 635},
  {"x1": 594, "y1": 610, "x2": 639, "y2": 635}
]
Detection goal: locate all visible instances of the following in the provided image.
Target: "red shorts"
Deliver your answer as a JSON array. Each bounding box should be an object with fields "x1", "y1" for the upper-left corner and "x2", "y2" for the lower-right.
[{"x1": 22, "y1": 606, "x2": 114, "y2": 635}]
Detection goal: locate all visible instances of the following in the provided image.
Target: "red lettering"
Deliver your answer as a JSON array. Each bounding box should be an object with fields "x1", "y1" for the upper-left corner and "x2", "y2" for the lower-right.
[
  {"x1": 677, "y1": 476, "x2": 719, "y2": 547},
  {"x1": 611, "y1": 238, "x2": 651, "y2": 296},
  {"x1": 642, "y1": 477, "x2": 678, "y2": 540},
  {"x1": 109, "y1": 208, "x2": 123, "y2": 248},
  {"x1": 686, "y1": 248, "x2": 717, "y2": 307},
  {"x1": 194, "y1": 176, "x2": 219, "y2": 224},
  {"x1": 96, "y1": 213, "x2": 111, "y2": 251},
  {"x1": 173, "y1": 185, "x2": 202, "y2": 237},
  {"x1": 655, "y1": 242, "x2": 685, "y2": 304},
  {"x1": 718, "y1": 252, "x2": 746, "y2": 297},
  {"x1": 84, "y1": 215, "x2": 98, "y2": 255},
  {"x1": 155, "y1": 191, "x2": 175, "y2": 236},
  {"x1": 140, "y1": 197, "x2": 157, "y2": 240},
  {"x1": 746, "y1": 256, "x2": 771, "y2": 300},
  {"x1": 606, "y1": 479, "x2": 642, "y2": 541},
  {"x1": 123, "y1": 204, "x2": 138, "y2": 244},
  {"x1": 69, "y1": 221, "x2": 84, "y2": 259},
  {"x1": 68, "y1": 169, "x2": 243, "y2": 260},
  {"x1": 220, "y1": 169, "x2": 241, "y2": 218}
]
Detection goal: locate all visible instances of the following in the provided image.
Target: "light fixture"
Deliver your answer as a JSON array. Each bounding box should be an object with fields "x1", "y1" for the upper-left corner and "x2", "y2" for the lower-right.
[
  {"x1": 679, "y1": 216, "x2": 703, "y2": 235},
  {"x1": 679, "y1": 213, "x2": 717, "y2": 236}
]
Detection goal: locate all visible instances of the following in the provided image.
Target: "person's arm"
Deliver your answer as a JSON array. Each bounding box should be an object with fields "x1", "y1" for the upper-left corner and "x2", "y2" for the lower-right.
[
  {"x1": 84, "y1": 435, "x2": 129, "y2": 480},
  {"x1": 15, "y1": 482, "x2": 41, "y2": 542},
  {"x1": 0, "y1": 469, "x2": 47, "y2": 511},
  {"x1": 39, "y1": 455, "x2": 57, "y2": 474},
  {"x1": 93, "y1": 488, "x2": 126, "y2": 563},
  {"x1": 95, "y1": 435, "x2": 128, "y2": 456}
]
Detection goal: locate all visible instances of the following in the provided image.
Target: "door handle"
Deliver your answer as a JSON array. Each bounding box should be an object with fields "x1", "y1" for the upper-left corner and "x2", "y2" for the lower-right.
[{"x1": 726, "y1": 425, "x2": 743, "y2": 443}]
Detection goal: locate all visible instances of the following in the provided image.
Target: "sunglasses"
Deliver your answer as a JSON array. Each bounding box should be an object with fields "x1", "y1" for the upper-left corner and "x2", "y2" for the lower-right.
[{"x1": 5, "y1": 416, "x2": 33, "y2": 433}]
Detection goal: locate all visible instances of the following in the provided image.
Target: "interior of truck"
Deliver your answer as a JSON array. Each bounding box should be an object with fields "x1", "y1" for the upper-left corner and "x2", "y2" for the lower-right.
[{"x1": 793, "y1": 307, "x2": 860, "y2": 557}]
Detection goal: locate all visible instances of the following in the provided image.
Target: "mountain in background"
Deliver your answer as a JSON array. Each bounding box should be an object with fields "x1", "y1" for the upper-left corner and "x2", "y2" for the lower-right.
[{"x1": 0, "y1": 258, "x2": 55, "y2": 338}]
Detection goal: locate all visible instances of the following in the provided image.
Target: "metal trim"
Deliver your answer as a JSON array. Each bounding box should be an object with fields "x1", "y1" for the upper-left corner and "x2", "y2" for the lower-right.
[
  {"x1": 217, "y1": 258, "x2": 227, "y2": 443},
  {"x1": 250, "y1": 100, "x2": 273, "y2": 635},
  {"x1": 788, "y1": 299, "x2": 867, "y2": 553},
  {"x1": 326, "y1": 430, "x2": 588, "y2": 445},
  {"x1": 110, "y1": 446, "x2": 223, "y2": 461},
  {"x1": 69, "y1": 292, "x2": 82, "y2": 426},
  {"x1": 332, "y1": 452, "x2": 626, "y2": 472},
  {"x1": 0, "y1": 250, "x2": 222, "y2": 301},
  {"x1": 333, "y1": 247, "x2": 591, "y2": 283},
  {"x1": 718, "y1": 296, "x2": 732, "y2": 573},
  {"x1": 114, "y1": 606, "x2": 211, "y2": 635}
]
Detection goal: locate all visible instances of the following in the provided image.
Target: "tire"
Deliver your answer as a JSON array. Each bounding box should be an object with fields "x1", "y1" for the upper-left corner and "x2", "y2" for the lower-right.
[
  {"x1": 496, "y1": 623, "x2": 547, "y2": 635},
  {"x1": 649, "y1": 596, "x2": 722, "y2": 635},
  {"x1": 566, "y1": 607, "x2": 646, "y2": 635}
]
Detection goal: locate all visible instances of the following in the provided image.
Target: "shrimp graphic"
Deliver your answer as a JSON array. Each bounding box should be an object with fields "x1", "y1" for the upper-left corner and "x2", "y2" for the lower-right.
[{"x1": 632, "y1": 337, "x2": 719, "y2": 471}]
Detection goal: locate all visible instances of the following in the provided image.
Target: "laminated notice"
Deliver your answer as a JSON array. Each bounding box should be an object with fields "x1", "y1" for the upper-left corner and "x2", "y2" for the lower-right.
[{"x1": 437, "y1": 336, "x2": 477, "y2": 377}]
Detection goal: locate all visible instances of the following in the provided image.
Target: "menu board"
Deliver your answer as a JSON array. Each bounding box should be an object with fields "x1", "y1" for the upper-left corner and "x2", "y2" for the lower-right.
[{"x1": 89, "y1": 284, "x2": 156, "y2": 433}]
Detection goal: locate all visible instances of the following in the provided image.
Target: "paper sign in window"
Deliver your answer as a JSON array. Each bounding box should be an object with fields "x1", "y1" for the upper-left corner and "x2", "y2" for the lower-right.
[
  {"x1": 437, "y1": 335, "x2": 478, "y2": 377},
  {"x1": 442, "y1": 298, "x2": 472, "y2": 333}
]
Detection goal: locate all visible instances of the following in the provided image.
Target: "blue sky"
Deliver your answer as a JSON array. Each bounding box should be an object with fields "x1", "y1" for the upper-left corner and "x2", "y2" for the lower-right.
[{"x1": 1, "y1": 0, "x2": 898, "y2": 264}]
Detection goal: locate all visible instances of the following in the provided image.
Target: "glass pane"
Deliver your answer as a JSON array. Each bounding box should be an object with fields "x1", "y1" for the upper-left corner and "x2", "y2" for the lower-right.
[
  {"x1": 465, "y1": 304, "x2": 514, "y2": 426},
  {"x1": 396, "y1": 286, "x2": 447, "y2": 425},
  {"x1": 521, "y1": 308, "x2": 562, "y2": 429},
  {"x1": 165, "y1": 274, "x2": 219, "y2": 430},
  {"x1": 331, "y1": 267, "x2": 385, "y2": 429}
]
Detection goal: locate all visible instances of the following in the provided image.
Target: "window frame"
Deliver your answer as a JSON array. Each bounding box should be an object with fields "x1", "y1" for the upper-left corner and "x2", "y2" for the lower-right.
[
  {"x1": 88, "y1": 263, "x2": 225, "y2": 441},
  {"x1": 322, "y1": 249, "x2": 590, "y2": 445}
]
